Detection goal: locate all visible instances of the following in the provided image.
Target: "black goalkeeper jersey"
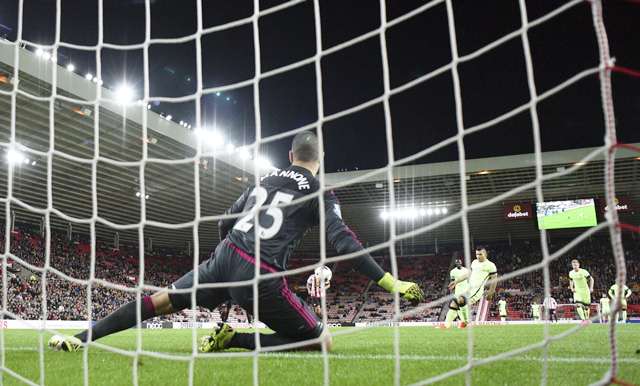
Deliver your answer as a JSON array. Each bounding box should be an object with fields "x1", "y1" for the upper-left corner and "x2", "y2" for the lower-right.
[{"x1": 220, "y1": 165, "x2": 383, "y2": 281}]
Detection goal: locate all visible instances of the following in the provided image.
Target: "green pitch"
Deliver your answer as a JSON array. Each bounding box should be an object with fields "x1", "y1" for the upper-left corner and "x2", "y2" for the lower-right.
[
  {"x1": 2, "y1": 325, "x2": 639, "y2": 385},
  {"x1": 537, "y1": 204, "x2": 597, "y2": 230}
]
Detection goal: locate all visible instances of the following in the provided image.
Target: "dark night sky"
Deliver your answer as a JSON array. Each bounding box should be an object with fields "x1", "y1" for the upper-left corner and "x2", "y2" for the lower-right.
[{"x1": 0, "y1": 0, "x2": 638, "y2": 172}]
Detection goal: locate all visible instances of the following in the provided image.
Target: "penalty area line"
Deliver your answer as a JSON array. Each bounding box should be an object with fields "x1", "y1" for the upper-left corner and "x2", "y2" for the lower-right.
[
  {"x1": 262, "y1": 352, "x2": 640, "y2": 364},
  {"x1": 6, "y1": 347, "x2": 640, "y2": 365}
]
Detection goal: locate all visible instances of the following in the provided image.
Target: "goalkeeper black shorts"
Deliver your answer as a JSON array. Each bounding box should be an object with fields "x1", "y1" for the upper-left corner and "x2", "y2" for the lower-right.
[{"x1": 169, "y1": 239, "x2": 322, "y2": 340}]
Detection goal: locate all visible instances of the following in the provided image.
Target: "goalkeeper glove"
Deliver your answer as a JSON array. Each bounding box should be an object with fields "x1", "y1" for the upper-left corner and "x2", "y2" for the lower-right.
[{"x1": 377, "y1": 273, "x2": 425, "y2": 305}]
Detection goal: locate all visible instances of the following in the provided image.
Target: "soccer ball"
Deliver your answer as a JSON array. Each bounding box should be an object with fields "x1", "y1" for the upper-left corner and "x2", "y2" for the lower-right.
[{"x1": 314, "y1": 266, "x2": 332, "y2": 286}]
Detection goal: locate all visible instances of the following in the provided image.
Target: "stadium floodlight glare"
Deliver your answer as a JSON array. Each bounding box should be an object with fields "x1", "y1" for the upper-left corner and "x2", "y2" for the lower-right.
[
  {"x1": 31, "y1": 160, "x2": 36, "y2": 166},
  {"x1": 114, "y1": 83, "x2": 135, "y2": 104},
  {"x1": 135, "y1": 191, "x2": 150, "y2": 200},
  {"x1": 35, "y1": 48, "x2": 44, "y2": 57},
  {"x1": 238, "y1": 147, "x2": 252, "y2": 160},
  {"x1": 226, "y1": 143, "x2": 235, "y2": 153},
  {"x1": 256, "y1": 156, "x2": 275, "y2": 170},
  {"x1": 6, "y1": 149, "x2": 26, "y2": 165},
  {"x1": 66, "y1": 63, "x2": 75, "y2": 72},
  {"x1": 50, "y1": 56, "x2": 57, "y2": 63},
  {"x1": 381, "y1": 205, "x2": 449, "y2": 221},
  {"x1": 42, "y1": 51, "x2": 51, "y2": 60},
  {"x1": 194, "y1": 128, "x2": 225, "y2": 149},
  {"x1": 85, "y1": 73, "x2": 93, "y2": 81},
  {"x1": 165, "y1": 115, "x2": 172, "y2": 121}
]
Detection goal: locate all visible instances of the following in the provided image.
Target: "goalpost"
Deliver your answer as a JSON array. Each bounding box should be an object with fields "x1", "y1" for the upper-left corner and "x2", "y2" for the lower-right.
[{"x1": 0, "y1": 0, "x2": 635, "y2": 385}]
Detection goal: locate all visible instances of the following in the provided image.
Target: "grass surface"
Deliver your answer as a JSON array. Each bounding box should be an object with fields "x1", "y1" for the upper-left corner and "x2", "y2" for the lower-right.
[
  {"x1": 537, "y1": 204, "x2": 597, "y2": 230},
  {"x1": 2, "y1": 324, "x2": 640, "y2": 385}
]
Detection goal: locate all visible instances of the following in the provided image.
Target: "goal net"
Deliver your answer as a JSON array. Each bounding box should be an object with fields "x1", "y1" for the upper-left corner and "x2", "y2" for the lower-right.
[{"x1": 0, "y1": 0, "x2": 637, "y2": 385}]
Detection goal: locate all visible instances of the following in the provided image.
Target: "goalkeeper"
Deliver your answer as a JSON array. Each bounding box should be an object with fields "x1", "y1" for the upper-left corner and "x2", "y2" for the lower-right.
[{"x1": 49, "y1": 131, "x2": 424, "y2": 353}]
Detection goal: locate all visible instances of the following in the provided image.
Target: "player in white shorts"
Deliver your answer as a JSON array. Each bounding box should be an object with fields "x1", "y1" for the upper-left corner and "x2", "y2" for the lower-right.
[{"x1": 599, "y1": 293, "x2": 610, "y2": 323}]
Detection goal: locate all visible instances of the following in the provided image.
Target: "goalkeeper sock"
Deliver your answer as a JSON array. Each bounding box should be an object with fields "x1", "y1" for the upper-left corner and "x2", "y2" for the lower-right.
[
  {"x1": 75, "y1": 296, "x2": 156, "y2": 343},
  {"x1": 622, "y1": 311, "x2": 627, "y2": 322},
  {"x1": 229, "y1": 332, "x2": 308, "y2": 350},
  {"x1": 585, "y1": 307, "x2": 590, "y2": 319}
]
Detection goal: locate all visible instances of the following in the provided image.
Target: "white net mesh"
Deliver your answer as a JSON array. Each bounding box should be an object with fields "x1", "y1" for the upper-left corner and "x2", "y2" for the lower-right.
[{"x1": 0, "y1": 0, "x2": 636, "y2": 385}]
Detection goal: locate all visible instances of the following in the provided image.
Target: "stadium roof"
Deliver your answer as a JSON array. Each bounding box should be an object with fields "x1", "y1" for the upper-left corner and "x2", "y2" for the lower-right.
[
  {"x1": 0, "y1": 41, "x2": 638, "y2": 257},
  {"x1": 321, "y1": 146, "x2": 640, "y2": 255},
  {"x1": 0, "y1": 41, "x2": 253, "y2": 252}
]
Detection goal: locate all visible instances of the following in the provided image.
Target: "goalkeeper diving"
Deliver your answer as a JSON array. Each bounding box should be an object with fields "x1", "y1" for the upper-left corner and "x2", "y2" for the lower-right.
[{"x1": 49, "y1": 131, "x2": 424, "y2": 353}]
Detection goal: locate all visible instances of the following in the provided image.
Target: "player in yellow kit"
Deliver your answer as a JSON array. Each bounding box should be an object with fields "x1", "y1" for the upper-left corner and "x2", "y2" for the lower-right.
[
  {"x1": 445, "y1": 246, "x2": 498, "y2": 328},
  {"x1": 531, "y1": 301, "x2": 541, "y2": 321},
  {"x1": 448, "y1": 259, "x2": 470, "y2": 327},
  {"x1": 568, "y1": 259, "x2": 594, "y2": 321},
  {"x1": 608, "y1": 283, "x2": 632, "y2": 323}
]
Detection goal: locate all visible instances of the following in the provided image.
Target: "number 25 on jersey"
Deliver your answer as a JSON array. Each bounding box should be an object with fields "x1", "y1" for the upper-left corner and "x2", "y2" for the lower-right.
[{"x1": 233, "y1": 187, "x2": 294, "y2": 239}]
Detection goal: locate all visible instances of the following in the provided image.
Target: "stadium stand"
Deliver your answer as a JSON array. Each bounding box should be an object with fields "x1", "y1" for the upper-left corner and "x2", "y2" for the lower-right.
[{"x1": 2, "y1": 226, "x2": 638, "y2": 323}]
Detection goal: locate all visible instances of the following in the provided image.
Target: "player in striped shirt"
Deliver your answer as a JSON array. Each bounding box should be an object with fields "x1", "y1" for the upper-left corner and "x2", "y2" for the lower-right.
[
  {"x1": 599, "y1": 293, "x2": 610, "y2": 323},
  {"x1": 306, "y1": 266, "x2": 332, "y2": 316},
  {"x1": 543, "y1": 295, "x2": 558, "y2": 322},
  {"x1": 497, "y1": 297, "x2": 507, "y2": 322}
]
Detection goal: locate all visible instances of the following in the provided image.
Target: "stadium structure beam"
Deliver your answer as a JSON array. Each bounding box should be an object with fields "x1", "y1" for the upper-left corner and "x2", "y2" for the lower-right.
[
  {"x1": 0, "y1": 42, "x2": 255, "y2": 175},
  {"x1": 325, "y1": 144, "x2": 640, "y2": 186}
]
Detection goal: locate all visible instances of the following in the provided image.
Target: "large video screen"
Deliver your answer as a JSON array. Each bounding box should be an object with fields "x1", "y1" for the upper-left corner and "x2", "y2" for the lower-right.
[{"x1": 536, "y1": 199, "x2": 597, "y2": 230}]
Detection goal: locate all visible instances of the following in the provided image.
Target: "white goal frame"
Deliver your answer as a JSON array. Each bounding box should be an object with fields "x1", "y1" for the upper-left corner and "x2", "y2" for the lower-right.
[{"x1": 0, "y1": 0, "x2": 633, "y2": 385}]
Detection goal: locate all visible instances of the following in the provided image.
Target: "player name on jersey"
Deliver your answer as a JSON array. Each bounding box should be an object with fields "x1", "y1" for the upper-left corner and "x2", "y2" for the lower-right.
[{"x1": 261, "y1": 168, "x2": 311, "y2": 190}]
